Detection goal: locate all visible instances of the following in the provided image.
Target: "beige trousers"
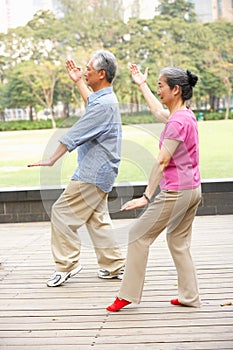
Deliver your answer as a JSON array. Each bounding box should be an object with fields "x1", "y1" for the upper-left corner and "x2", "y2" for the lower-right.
[
  {"x1": 51, "y1": 180, "x2": 125, "y2": 273},
  {"x1": 118, "y1": 186, "x2": 202, "y2": 307}
]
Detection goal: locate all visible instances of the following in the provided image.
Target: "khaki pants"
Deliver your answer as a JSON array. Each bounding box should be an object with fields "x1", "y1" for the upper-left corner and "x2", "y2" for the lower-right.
[
  {"x1": 51, "y1": 180, "x2": 125, "y2": 273},
  {"x1": 118, "y1": 186, "x2": 202, "y2": 307}
]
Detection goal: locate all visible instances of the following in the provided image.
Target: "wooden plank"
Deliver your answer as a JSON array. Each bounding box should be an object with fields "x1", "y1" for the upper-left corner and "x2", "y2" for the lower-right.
[
  {"x1": 86, "y1": 342, "x2": 233, "y2": 350},
  {"x1": 0, "y1": 316, "x2": 233, "y2": 331},
  {"x1": 1, "y1": 313, "x2": 232, "y2": 325},
  {"x1": 0, "y1": 215, "x2": 233, "y2": 350},
  {"x1": 1, "y1": 346, "x2": 91, "y2": 350},
  {"x1": 1, "y1": 343, "x2": 233, "y2": 350}
]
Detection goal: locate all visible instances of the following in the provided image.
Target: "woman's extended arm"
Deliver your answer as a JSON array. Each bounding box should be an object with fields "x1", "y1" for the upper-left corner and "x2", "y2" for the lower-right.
[
  {"x1": 121, "y1": 139, "x2": 180, "y2": 210},
  {"x1": 130, "y1": 63, "x2": 169, "y2": 123}
]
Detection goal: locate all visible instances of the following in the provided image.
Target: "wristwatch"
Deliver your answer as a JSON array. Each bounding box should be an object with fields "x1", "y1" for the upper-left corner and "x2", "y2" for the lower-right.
[{"x1": 143, "y1": 192, "x2": 151, "y2": 203}]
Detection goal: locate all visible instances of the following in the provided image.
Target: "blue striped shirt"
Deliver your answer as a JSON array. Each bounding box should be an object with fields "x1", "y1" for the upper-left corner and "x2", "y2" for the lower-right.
[{"x1": 59, "y1": 87, "x2": 122, "y2": 193}]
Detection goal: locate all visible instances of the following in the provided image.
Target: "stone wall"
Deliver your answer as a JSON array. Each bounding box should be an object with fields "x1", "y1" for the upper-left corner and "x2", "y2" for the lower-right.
[{"x1": 0, "y1": 179, "x2": 232, "y2": 223}]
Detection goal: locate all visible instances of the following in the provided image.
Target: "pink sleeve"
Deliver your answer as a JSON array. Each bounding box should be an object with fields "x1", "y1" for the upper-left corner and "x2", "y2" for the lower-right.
[{"x1": 163, "y1": 121, "x2": 185, "y2": 142}]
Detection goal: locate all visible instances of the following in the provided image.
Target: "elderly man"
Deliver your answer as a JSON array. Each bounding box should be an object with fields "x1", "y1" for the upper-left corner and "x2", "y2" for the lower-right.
[{"x1": 28, "y1": 50, "x2": 125, "y2": 287}]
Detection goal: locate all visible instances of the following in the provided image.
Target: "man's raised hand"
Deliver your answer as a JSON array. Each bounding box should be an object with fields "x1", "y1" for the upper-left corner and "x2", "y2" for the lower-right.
[{"x1": 66, "y1": 59, "x2": 83, "y2": 83}]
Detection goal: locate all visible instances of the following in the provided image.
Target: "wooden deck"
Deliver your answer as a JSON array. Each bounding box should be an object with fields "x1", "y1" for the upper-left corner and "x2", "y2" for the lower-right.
[{"x1": 0, "y1": 215, "x2": 233, "y2": 350}]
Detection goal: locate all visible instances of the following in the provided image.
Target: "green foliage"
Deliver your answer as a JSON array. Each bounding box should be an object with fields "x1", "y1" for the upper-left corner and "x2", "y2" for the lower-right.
[
  {"x1": 0, "y1": 120, "x2": 53, "y2": 131},
  {"x1": 0, "y1": 1, "x2": 232, "y2": 123},
  {"x1": 158, "y1": 0, "x2": 196, "y2": 22},
  {"x1": 121, "y1": 114, "x2": 157, "y2": 125},
  {"x1": 1, "y1": 111, "x2": 232, "y2": 131},
  {"x1": 202, "y1": 111, "x2": 233, "y2": 121}
]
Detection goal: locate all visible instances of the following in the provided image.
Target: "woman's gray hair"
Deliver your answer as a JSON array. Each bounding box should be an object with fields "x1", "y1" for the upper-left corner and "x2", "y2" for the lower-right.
[
  {"x1": 91, "y1": 50, "x2": 117, "y2": 83},
  {"x1": 160, "y1": 66, "x2": 198, "y2": 102}
]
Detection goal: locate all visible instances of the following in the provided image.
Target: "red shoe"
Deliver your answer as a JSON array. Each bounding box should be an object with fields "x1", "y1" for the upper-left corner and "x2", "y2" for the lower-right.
[
  {"x1": 170, "y1": 298, "x2": 183, "y2": 306},
  {"x1": 106, "y1": 297, "x2": 131, "y2": 312}
]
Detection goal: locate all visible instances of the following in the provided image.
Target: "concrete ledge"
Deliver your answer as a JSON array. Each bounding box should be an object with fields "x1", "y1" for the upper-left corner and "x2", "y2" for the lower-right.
[{"x1": 0, "y1": 179, "x2": 232, "y2": 223}]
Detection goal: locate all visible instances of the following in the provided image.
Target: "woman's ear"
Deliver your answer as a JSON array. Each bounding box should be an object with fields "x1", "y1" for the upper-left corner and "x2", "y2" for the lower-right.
[{"x1": 173, "y1": 84, "x2": 181, "y2": 96}]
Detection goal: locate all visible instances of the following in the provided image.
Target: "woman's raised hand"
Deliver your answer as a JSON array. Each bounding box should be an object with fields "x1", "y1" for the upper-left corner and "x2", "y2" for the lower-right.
[{"x1": 129, "y1": 63, "x2": 148, "y2": 87}]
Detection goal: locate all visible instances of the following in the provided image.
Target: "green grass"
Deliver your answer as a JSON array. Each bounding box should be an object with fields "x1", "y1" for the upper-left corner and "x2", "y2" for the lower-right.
[{"x1": 0, "y1": 120, "x2": 232, "y2": 188}]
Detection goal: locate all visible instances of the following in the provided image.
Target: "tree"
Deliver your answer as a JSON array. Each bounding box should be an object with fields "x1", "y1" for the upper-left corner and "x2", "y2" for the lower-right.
[
  {"x1": 3, "y1": 66, "x2": 38, "y2": 121},
  {"x1": 157, "y1": 0, "x2": 196, "y2": 22},
  {"x1": 207, "y1": 21, "x2": 233, "y2": 118},
  {"x1": 56, "y1": 0, "x2": 124, "y2": 48},
  {"x1": 0, "y1": 10, "x2": 73, "y2": 126},
  {"x1": 0, "y1": 84, "x2": 6, "y2": 121},
  {"x1": 19, "y1": 60, "x2": 64, "y2": 128},
  {"x1": 0, "y1": 0, "x2": 232, "y2": 122}
]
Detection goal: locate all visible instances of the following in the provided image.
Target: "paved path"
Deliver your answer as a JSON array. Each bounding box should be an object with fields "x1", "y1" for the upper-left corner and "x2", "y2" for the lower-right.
[{"x1": 0, "y1": 215, "x2": 233, "y2": 349}]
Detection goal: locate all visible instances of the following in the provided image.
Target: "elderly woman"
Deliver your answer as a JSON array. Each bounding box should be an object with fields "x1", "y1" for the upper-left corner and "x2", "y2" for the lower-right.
[{"x1": 107, "y1": 64, "x2": 202, "y2": 311}]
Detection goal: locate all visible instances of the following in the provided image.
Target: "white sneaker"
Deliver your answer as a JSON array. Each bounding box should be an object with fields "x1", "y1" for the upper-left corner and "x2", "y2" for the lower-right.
[
  {"x1": 47, "y1": 265, "x2": 83, "y2": 287},
  {"x1": 98, "y1": 268, "x2": 124, "y2": 280}
]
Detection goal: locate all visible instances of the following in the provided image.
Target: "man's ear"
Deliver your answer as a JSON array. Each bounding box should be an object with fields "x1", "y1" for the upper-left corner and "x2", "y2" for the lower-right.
[{"x1": 98, "y1": 69, "x2": 106, "y2": 80}]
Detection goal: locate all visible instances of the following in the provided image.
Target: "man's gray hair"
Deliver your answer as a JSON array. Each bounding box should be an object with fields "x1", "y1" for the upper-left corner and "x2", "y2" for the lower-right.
[{"x1": 92, "y1": 50, "x2": 117, "y2": 83}]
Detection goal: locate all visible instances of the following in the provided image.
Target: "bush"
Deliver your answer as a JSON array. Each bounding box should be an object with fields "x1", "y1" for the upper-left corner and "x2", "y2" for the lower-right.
[
  {"x1": 0, "y1": 118, "x2": 83, "y2": 131},
  {"x1": 194, "y1": 110, "x2": 233, "y2": 121},
  {"x1": 0, "y1": 119, "x2": 54, "y2": 131},
  {"x1": 0, "y1": 110, "x2": 232, "y2": 131},
  {"x1": 121, "y1": 114, "x2": 157, "y2": 124}
]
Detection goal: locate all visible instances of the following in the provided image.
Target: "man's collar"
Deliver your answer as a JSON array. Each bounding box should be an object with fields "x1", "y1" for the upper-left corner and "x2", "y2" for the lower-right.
[{"x1": 88, "y1": 86, "x2": 113, "y2": 103}]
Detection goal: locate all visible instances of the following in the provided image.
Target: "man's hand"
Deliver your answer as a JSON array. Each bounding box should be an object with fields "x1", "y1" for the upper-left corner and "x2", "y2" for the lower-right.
[
  {"x1": 66, "y1": 59, "x2": 83, "y2": 83},
  {"x1": 130, "y1": 63, "x2": 148, "y2": 87},
  {"x1": 121, "y1": 196, "x2": 148, "y2": 211},
  {"x1": 27, "y1": 158, "x2": 54, "y2": 167}
]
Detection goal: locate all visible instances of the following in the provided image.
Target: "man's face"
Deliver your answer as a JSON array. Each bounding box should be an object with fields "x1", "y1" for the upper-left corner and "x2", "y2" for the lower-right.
[{"x1": 84, "y1": 58, "x2": 102, "y2": 91}]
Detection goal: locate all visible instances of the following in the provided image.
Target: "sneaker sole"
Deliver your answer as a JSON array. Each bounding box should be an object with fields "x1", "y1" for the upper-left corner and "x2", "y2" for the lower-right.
[
  {"x1": 47, "y1": 273, "x2": 70, "y2": 287},
  {"x1": 47, "y1": 265, "x2": 83, "y2": 287},
  {"x1": 98, "y1": 273, "x2": 124, "y2": 280},
  {"x1": 69, "y1": 265, "x2": 83, "y2": 278},
  {"x1": 98, "y1": 274, "x2": 119, "y2": 279}
]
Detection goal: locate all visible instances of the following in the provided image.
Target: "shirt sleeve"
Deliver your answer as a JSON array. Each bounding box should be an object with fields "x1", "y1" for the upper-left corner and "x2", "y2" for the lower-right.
[
  {"x1": 59, "y1": 103, "x2": 110, "y2": 152},
  {"x1": 163, "y1": 120, "x2": 185, "y2": 142}
]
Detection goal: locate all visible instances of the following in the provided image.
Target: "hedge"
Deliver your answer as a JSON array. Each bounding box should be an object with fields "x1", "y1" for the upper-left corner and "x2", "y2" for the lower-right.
[{"x1": 0, "y1": 111, "x2": 232, "y2": 131}]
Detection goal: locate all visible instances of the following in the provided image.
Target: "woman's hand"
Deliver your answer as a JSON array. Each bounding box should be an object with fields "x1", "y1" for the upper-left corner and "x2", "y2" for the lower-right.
[
  {"x1": 66, "y1": 59, "x2": 83, "y2": 83},
  {"x1": 130, "y1": 63, "x2": 148, "y2": 87},
  {"x1": 121, "y1": 196, "x2": 148, "y2": 211}
]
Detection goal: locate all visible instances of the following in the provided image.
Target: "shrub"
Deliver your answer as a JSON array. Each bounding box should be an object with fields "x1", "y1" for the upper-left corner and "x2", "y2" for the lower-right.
[{"x1": 0, "y1": 110, "x2": 232, "y2": 132}]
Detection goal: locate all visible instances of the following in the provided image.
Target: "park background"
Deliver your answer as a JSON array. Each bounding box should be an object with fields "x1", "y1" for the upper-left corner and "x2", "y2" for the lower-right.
[{"x1": 0, "y1": 0, "x2": 233, "y2": 188}]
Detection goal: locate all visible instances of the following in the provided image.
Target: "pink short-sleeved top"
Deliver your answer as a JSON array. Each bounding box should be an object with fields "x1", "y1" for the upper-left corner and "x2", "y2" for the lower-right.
[{"x1": 159, "y1": 108, "x2": 201, "y2": 191}]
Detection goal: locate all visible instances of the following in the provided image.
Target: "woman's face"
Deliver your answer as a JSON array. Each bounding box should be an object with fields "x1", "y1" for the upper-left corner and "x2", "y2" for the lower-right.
[{"x1": 157, "y1": 74, "x2": 173, "y2": 106}]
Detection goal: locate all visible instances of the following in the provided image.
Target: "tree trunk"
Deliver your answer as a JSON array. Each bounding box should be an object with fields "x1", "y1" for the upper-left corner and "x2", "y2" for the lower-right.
[
  {"x1": 223, "y1": 77, "x2": 231, "y2": 120},
  {"x1": 50, "y1": 112, "x2": 56, "y2": 128},
  {"x1": 63, "y1": 102, "x2": 69, "y2": 118},
  {"x1": 225, "y1": 93, "x2": 230, "y2": 120},
  {"x1": 29, "y1": 106, "x2": 33, "y2": 121},
  {"x1": 0, "y1": 111, "x2": 5, "y2": 121},
  {"x1": 209, "y1": 95, "x2": 217, "y2": 111}
]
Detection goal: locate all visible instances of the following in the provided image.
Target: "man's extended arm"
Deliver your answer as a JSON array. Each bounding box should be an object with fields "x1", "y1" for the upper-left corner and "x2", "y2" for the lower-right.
[{"x1": 27, "y1": 142, "x2": 68, "y2": 167}]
